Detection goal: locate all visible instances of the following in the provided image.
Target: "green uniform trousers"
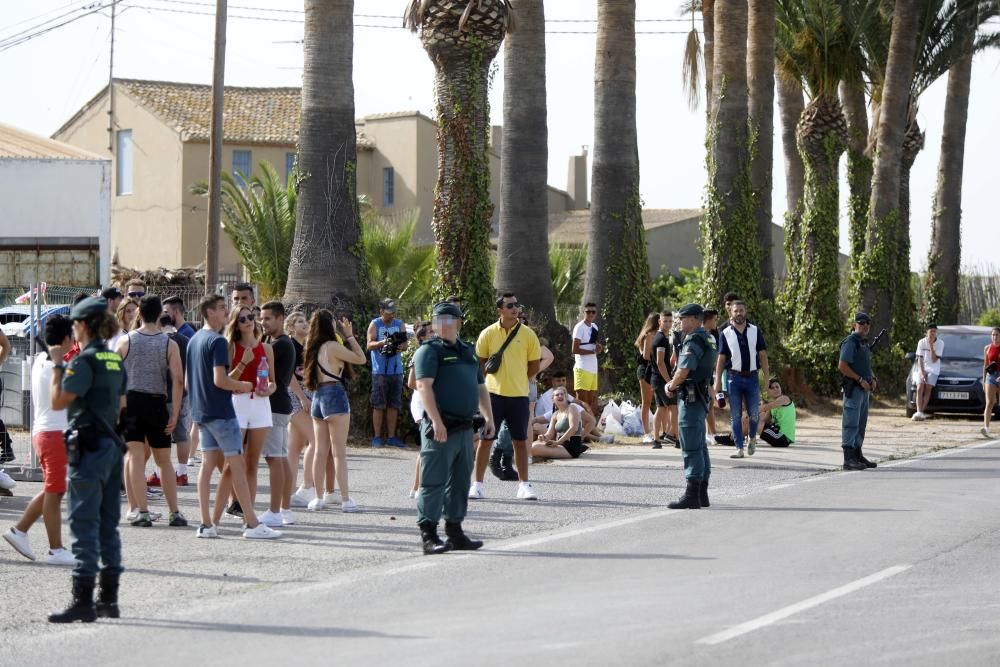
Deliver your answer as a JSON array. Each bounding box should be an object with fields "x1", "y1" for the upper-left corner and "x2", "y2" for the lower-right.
[
  {"x1": 416, "y1": 423, "x2": 474, "y2": 524},
  {"x1": 679, "y1": 401, "x2": 710, "y2": 482}
]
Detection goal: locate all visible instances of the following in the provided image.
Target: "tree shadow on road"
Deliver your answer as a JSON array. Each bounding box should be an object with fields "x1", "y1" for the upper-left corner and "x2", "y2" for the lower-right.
[
  {"x1": 112, "y1": 617, "x2": 422, "y2": 639},
  {"x1": 484, "y1": 550, "x2": 715, "y2": 561}
]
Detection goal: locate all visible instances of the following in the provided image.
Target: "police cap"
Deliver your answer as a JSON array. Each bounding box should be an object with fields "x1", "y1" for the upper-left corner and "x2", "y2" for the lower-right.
[
  {"x1": 678, "y1": 303, "x2": 704, "y2": 318},
  {"x1": 854, "y1": 312, "x2": 872, "y2": 324},
  {"x1": 432, "y1": 301, "x2": 464, "y2": 319},
  {"x1": 70, "y1": 296, "x2": 108, "y2": 321}
]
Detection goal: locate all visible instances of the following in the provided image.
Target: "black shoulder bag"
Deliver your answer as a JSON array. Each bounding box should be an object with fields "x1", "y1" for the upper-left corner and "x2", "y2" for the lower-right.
[{"x1": 484, "y1": 322, "x2": 521, "y2": 375}]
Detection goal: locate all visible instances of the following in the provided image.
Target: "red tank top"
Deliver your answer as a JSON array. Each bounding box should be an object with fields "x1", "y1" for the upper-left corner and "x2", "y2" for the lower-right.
[
  {"x1": 988, "y1": 343, "x2": 1000, "y2": 369},
  {"x1": 234, "y1": 342, "x2": 265, "y2": 383}
]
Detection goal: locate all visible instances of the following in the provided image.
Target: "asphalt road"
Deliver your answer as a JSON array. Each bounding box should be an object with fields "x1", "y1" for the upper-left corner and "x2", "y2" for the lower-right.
[{"x1": 3, "y1": 438, "x2": 998, "y2": 666}]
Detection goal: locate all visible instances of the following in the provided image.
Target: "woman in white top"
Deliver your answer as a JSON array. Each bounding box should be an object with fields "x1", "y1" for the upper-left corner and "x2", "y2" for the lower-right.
[
  {"x1": 407, "y1": 321, "x2": 432, "y2": 498},
  {"x1": 108, "y1": 298, "x2": 139, "y2": 352},
  {"x1": 2, "y1": 315, "x2": 76, "y2": 565}
]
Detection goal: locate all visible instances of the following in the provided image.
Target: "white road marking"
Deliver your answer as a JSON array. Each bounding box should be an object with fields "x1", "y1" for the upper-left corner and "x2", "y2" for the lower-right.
[
  {"x1": 696, "y1": 564, "x2": 912, "y2": 645},
  {"x1": 879, "y1": 439, "x2": 998, "y2": 467},
  {"x1": 768, "y1": 484, "x2": 792, "y2": 490}
]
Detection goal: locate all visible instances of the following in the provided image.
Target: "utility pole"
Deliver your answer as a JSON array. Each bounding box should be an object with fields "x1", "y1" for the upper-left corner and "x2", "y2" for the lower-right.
[
  {"x1": 107, "y1": 0, "x2": 117, "y2": 153},
  {"x1": 206, "y1": 0, "x2": 228, "y2": 295}
]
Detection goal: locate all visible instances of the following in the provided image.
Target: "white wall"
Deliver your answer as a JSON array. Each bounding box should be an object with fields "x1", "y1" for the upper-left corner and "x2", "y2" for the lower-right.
[{"x1": 0, "y1": 158, "x2": 111, "y2": 285}]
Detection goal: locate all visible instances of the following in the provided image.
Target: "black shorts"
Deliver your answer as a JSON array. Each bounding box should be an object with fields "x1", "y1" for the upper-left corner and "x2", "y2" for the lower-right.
[
  {"x1": 652, "y1": 379, "x2": 676, "y2": 408},
  {"x1": 636, "y1": 363, "x2": 649, "y2": 383},
  {"x1": 487, "y1": 394, "x2": 530, "y2": 441},
  {"x1": 761, "y1": 424, "x2": 792, "y2": 448},
  {"x1": 124, "y1": 391, "x2": 171, "y2": 449},
  {"x1": 562, "y1": 435, "x2": 588, "y2": 459}
]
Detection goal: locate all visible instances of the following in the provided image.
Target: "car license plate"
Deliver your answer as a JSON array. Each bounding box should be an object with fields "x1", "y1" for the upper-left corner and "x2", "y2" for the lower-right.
[{"x1": 938, "y1": 391, "x2": 969, "y2": 400}]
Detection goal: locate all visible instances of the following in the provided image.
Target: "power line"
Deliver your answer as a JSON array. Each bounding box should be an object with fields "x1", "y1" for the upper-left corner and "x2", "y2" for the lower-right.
[{"x1": 0, "y1": 1, "x2": 120, "y2": 52}]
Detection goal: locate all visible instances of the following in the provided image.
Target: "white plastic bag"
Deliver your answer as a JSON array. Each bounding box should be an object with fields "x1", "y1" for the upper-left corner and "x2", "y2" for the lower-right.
[
  {"x1": 599, "y1": 400, "x2": 622, "y2": 427},
  {"x1": 622, "y1": 410, "x2": 644, "y2": 437},
  {"x1": 603, "y1": 414, "x2": 624, "y2": 435}
]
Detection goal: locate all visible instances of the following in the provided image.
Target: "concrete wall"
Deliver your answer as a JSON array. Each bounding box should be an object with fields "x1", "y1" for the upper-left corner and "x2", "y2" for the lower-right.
[
  {"x1": 645, "y1": 219, "x2": 788, "y2": 279},
  {"x1": 0, "y1": 158, "x2": 111, "y2": 285},
  {"x1": 55, "y1": 90, "x2": 183, "y2": 273}
]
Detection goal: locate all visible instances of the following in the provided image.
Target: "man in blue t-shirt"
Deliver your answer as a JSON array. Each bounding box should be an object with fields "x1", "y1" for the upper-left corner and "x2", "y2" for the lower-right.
[
  {"x1": 186, "y1": 294, "x2": 280, "y2": 540},
  {"x1": 366, "y1": 298, "x2": 408, "y2": 448}
]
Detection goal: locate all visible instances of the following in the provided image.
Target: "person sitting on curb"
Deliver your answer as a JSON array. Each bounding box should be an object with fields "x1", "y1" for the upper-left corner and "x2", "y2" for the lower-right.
[
  {"x1": 741, "y1": 378, "x2": 796, "y2": 448},
  {"x1": 532, "y1": 388, "x2": 590, "y2": 460}
]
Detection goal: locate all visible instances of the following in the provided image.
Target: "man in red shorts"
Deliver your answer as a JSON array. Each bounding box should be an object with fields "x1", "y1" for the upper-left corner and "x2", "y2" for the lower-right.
[{"x1": 3, "y1": 316, "x2": 76, "y2": 565}]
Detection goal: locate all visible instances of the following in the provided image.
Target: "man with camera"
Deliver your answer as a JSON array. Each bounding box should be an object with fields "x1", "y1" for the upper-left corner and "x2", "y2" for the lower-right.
[
  {"x1": 366, "y1": 298, "x2": 408, "y2": 448},
  {"x1": 413, "y1": 301, "x2": 495, "y2": 554}
]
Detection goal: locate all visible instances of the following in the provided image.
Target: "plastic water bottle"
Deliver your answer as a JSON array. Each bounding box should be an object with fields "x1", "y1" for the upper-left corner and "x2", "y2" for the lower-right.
[{"x1": 256, "y1": 355, "x2": 269, "y2": 394}]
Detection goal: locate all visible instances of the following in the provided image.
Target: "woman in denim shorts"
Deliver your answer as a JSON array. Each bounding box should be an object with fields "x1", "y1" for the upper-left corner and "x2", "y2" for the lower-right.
[
  {"x1": 285, "y1": 313, "x2": 324, "y2": 507},
  {"x1": 303, "y1": 310, "x2": 367, "y2": 512},
  {"x1": 982, "y1": 327, "x2": 1000, "y2": 438}
]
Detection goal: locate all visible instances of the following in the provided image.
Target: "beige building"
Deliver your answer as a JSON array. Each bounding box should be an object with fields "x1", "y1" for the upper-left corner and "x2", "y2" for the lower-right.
[{"x1": 54, "y1": 78, "x2": 587, "y2": 274}]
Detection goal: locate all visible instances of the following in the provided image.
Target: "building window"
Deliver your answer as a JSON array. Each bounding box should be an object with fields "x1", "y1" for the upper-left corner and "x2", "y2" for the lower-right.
[
  {"x1": 383, "y1": 167, "x2": 394, "y2": 208},
  {"x1": 285, "y1": 152, "x2": 296, "y2": 183},
  {"x1": 116, "y1": 129, "x2": 133, "y2": 195},
  {"x1": 232, "y1": 150, "x2": 252, "y2": 187}
]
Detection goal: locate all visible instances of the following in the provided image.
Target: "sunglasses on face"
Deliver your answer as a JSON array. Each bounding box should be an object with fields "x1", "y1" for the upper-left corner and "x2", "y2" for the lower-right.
[
  {"x1": 585, "y1": 309, "x2": 597, "y2": 314},
  {"x1": 238, "y1": 314, "x2": 256, "y2": 324},
  {"x1": 502, "y1": 302, "x2": 520, "y2": 310},
  {"x1": 128, "y1": 291, "x2": 145, "y2": 298}
]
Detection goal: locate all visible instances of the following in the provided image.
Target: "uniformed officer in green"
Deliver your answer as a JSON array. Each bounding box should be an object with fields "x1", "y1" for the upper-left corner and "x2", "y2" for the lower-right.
[
  {"x1": 838, "y1": 312, "x2": 878, "y2": 471},
  {"x1": 665, "y1": 303, "x2": 718, "y2": 509},
  {"x1": 46, "y1": 296, "x2": 128, "y2": 623},
  {"x1": 413, "y1": 301, "x2": 496, "y2": 554}
]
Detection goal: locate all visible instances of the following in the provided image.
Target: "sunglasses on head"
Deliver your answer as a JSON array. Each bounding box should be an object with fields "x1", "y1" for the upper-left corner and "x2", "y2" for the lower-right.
[
  {"x1": 128, "y1": 291, "x2": 145, "y2": 298},
  {"x1": 502, "y1": 302, "x2": 520, "y2": 310}
]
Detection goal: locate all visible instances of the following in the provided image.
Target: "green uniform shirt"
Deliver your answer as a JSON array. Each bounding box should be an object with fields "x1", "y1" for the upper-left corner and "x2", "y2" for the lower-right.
[
  {"x1": 413, "y1": 336, "x2": 484, "y2": 419},
  {"x1": 62, "y1": 339, "x2": 127, "y2": 430},
  {"x1": 839, "y1": 332, "x2": 873, "y2": 381},
  {"x1": 678, "y1": 327, "x2": 718, "y2": 383}
]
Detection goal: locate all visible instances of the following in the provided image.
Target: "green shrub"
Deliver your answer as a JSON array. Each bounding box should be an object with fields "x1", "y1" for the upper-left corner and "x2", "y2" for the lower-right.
[{"x1": 977, "y1": 308, "x2": 1000, "y2": 328}]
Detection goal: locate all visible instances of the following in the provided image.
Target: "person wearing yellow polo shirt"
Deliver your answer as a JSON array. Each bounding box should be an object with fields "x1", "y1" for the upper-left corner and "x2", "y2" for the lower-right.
[
  {"x1": 572, "y1": 302, "x2": 602, "y2": 415},
  {"x1": 471, "y1": 293, "x2": 541, "y2": 501}
]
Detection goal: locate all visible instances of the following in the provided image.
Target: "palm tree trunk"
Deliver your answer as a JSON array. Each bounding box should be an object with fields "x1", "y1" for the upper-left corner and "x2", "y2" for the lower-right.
[
  {"x1": 926, "y1": 45, "x2": 973, "y2": 325},
  {"x1": 748, "y1": 0, "x2": 775, "y2": 300},
  {"x1": 284, "y1": 0, "x2": 367, "y2": 312},
  {"x1": 497, "y1": 0, "x2": 558, "y2": 332},
  {"x1": 701, "y1": 0, "x2": 757, "y2": 310},
  {"x1": 894, "y1": 117, "x2": 924, "y2": 341},
  {"x1": 859, "y1": 0, "x2": 920, "y2": 341},
  {"x1": 777, "y1": 74, "x2": 804, "y2": 306},
  {"x1": 840, "y1": 78, "x2": 871, "y2": 297},
  {"x1": 703, "y1": 0, "x2": 715, "y2": 120},
  {"x1": 585, "y1": 0, "x2": 652, "y2": 387}
]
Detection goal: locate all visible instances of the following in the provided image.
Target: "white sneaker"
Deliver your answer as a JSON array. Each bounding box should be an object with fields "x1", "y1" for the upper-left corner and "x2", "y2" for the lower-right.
[
  {"x1": 516, "y1": 482, "x2": 538, "y2": 501},
  {"x1": 3, "y1": 527, "x2": 35, "y2": 560},
  {"x1": 748, "y1": 438, "x2": 756, "y2": 456},
  {"x1": 306, "y1": 497, "x2": 325, "y2": 512},
  {"x1": 259, "y1": 510, "x2": 284, "y2": 527},
  {"x1": 243, "y1": 523, "x2": 282, "y2": 539},
  {"x1": 322, "y1": 491, "x2": 340, "y2": 505},
  {"x1": 125, "y1": 509, "x2": 162, "y2": 522},
  {"x1": 641, "y1": 433, "x2": 654, "y2": 444},
  {"x1": 289, "y1": 487, "x2": 313, "y2": 508},
  {"x1": 0, "y1": 470, "x2": 16, "y2": 491},
  {"x1": 408, "y1": 489, "x2": 418, "y2": 499},
  {"x1": 981, "y1": 427, "x2": 992, "y2": 439},
  {"x1": 44, "y1": 548, "x2": 76, "y2": 566},
  {"x1": 146, "y1": 487, "x2": 163, "y2": 498},
  {"x1": 468, "y1": 481, "x2": 486, "y2": 500},
  {"x1": 280, "y1": 508, "x2": 295, "y2": 525},
  {"x1": 196, "y1": 524, "x2": 220, "y2": 539},
  {"x1": 705, "y1": 435, "x2": 715, "y2": 447},
  {"x1": 341, "y1": 498, "x2": 359, "y2": 513}
]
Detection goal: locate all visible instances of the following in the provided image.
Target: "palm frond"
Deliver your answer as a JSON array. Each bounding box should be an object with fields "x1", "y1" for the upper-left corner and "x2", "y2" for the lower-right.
[{"x1": 682, "y1": 19, "x2": 703, "y2": 111}]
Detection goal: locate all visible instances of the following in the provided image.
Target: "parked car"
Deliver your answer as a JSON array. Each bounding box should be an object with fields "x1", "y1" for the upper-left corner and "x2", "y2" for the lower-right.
[
  {"x1": 904, "y1": 325, "x2": 1000, "y2": 419},
  {"x1": 0, "y1": 305, "x2": 71, "y2": 338}
]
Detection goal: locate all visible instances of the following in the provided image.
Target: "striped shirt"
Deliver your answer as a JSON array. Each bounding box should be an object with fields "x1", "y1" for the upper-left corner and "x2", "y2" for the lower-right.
[{"x1": 719, "y1": 323, "x2": 766, "y2": 373}]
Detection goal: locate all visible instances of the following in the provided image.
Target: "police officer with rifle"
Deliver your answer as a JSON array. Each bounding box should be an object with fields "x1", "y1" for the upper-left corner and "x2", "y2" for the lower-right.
[
  {"x1": 838, "y1": 312, "x2": 884, "y2": 471},
  {"x1": 665, "y1": 304, "x2": 719, "y2": 509}
]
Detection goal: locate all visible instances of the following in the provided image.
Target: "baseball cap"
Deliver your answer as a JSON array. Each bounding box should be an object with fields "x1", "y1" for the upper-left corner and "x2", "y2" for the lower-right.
[{"x1": 101, "y1": 287, "x2": 123, "y2": 300}]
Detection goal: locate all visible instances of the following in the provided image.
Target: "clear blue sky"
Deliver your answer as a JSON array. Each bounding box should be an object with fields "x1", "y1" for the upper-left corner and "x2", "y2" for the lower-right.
[{"x1": 2, "y1": 0, "x2": 997, "y2": 273}]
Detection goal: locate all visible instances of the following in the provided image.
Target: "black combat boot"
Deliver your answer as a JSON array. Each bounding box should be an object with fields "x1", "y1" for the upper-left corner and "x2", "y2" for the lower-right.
[
  {"x1": 499, "y1": 451, "x2": 519, "y2": 481},
  {"x1": 699, "y1": 479, "x2": 710, "y2": 508},
  {"x1": 668, "y1": 481, "x2": 701, "y2": 509},
  {"x1": 418, "y1": 520, "x2": 452, "y2": 555},
  {"x1": 842, "y1": 447, "x2": 866, "y2": 471},
  {"x1": 857, "y1": 446, "x2": 877, "y2": 468},
  {"x1": 444, "y1": 521, "x2": 484, "y2": 551},
  {"x1": 96, "y1": 571, "x2": 120, "y2": 619},
  {"x1": 488, "y1": 445, "x2": 505, "y2": 479},
  {"x1": 48, "y1": 576, "x2": 97, "y2": 623}
]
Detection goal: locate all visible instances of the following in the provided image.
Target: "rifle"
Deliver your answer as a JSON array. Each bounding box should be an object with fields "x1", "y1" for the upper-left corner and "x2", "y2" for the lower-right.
[
  {"x1": 840, "y1": 327, "x2": 887, "y2": 397},
  {"x1": 867, "y1": 328, "x2": 887, "y2": 351}
]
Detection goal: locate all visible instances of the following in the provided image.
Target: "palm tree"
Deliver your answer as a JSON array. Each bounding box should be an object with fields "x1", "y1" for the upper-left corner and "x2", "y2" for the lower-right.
[
  {"x1": 191, "y1": 162, "x2": 296, "y2": 301},
  {"x1": 496, "y1": 0, "x2": 561, "y2": 338},
  {"x1": 776, "y1": 0, "x2": 875, "y2": 383},
  {"x1": 702, "y1": 0, "x2": 757, "y2": 310},
  {"x1": 405, "y1": 0, "x2": 513, "y2": 334},
  {"x1": 776, "y1": 73, "x2": 805, "y2": 306},
  {"x1": 360, "y1": 210, "x2": 436, "y2": 305},
  {"x1": 749, "y1": 0, "x2": 776, "y2": 299},
  {"x1": 549, "y1": 244, "x2": 587, "y2": 311},
  {"x1": 584, "y1": 0, "x2": 654, "y2": 386},
  {"x1": 840, "y1": 76, "x2": 871, "y2": 293},
  {"x1": 858, "y1": 0, "x2": 921, "y2": 340},
  {"x1": 283, "y1": 0, "x2": 368, "y2": 312}
]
